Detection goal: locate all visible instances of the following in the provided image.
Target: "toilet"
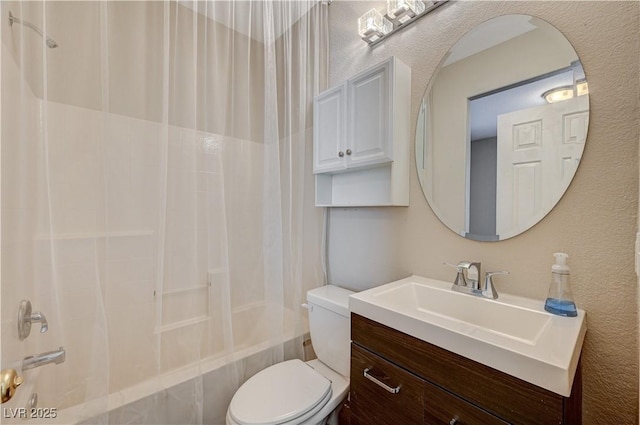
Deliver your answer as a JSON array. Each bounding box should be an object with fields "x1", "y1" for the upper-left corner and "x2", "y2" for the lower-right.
[{"x1": 226, "y1": 285, "x2": 354, "y2": 425}]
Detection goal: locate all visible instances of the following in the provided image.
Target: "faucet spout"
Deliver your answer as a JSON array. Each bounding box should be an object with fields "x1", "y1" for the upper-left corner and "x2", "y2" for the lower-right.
[{"x1": 22, "y1": 347, "x2": 65, "y2": 371}]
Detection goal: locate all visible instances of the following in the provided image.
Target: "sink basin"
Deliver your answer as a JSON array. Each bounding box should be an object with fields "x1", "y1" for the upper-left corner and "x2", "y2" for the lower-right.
[
  {"x1": 372, "y1": 281, "x2": 552, "y2": 345},
  {"x1": 349, "y1": 275, "x2": 586, "y2": 397}
]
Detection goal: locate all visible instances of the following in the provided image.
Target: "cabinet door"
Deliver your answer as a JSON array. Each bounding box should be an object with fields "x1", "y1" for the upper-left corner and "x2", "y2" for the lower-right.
[
  {"x1": 351, "y1": 344, "x2": 424, "y2": 425},
  {"x1": 348, "y1": 60, "x2": 393, "y2": 168},
  {"x1": 314, "y1": 84, "x2": 347, "y2": 173}
]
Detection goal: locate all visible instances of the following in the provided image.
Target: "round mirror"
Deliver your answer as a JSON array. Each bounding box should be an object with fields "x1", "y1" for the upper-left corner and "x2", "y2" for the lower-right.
[{"x1": 416, "y1": 15, "x2": 589, "y2": 241}]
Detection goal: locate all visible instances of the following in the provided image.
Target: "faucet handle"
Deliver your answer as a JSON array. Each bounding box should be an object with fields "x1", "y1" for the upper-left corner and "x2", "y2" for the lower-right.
[
  {"x1": 443, "y1": 262, "x2": 468, "y2": 287},
  {"x1": 30, "y1": 312, "x2": 48, "y2": 333},
  {"x1": 483, "y1": 271, "x2": 510, "y2": 299},
  {"x1": 485, "y1": 270, "x2": 510, "y2": 280},
  {"x1": 447, "y1": 261, "x2": 481, "y2": 289},
  {"x1": 17, "y1": 300, "x2": 48, "y2": 340}
]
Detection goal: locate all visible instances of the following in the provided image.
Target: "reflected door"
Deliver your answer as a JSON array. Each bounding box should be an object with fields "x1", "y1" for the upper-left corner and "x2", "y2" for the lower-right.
[{"x1": 496, "y1": 96, "x2": 588, "y2": 239}]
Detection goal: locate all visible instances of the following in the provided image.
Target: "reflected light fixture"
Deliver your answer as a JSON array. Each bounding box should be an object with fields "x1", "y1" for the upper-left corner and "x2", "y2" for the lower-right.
[
  {"x1": 359, "y1": 0, "x2": 448, "y2": 46},
  {"x1": 576, "y1": 79, "x2": 589, "y2": 97},
  {"x1": 542, "y1": 86, "x2": 574, "y2": 104},
  {"x1": 543, "y1": 78, "x2": 589, "y2": 104}
]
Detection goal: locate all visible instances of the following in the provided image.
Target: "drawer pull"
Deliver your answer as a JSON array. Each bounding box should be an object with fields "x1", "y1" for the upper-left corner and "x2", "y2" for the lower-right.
[{"x1": 363, "y1": 368, "x2": 401, "y2": 394}]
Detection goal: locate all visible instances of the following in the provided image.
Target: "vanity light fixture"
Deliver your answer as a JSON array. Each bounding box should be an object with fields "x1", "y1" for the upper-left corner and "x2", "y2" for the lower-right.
[
  {"x1": 387, "y1": 0, "x2": 425, "y2": 24},
  {"x1": 359, "y1": 0, "x2": 449, "y2": 47},
  {"x1": 358, "y1": 9, "x2": 392, "y2": 43},
  {"x1": 542, "y1": 85, "x2": 574, "y2": 104}
]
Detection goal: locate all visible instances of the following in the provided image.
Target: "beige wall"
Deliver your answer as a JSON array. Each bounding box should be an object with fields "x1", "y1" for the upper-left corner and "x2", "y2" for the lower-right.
[{"x1": 327, "y1": 1, "x2": 639, "y2": 423}]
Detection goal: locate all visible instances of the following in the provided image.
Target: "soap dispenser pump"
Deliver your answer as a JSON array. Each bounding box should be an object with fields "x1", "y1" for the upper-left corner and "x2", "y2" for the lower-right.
[{"x1": 544, "y1": 253, "x2": 577, "y2": 317}]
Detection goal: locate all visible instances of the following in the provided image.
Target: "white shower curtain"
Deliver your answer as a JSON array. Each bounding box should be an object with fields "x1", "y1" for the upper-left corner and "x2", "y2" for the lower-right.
[{"x1": 1, "y1": 1, "x2": 327, "y2": 423}]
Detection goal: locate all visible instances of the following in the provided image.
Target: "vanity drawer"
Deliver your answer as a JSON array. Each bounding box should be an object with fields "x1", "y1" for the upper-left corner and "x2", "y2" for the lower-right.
[
  {"x1": 424, "y1": 381, "x2": 509, "y2": 425},
  {"x1": 351, "y1": 313, "x2": 570, "y2": 425},
  {"x1": 351, "y1": 343, "x2": 424, "y2": 425}
]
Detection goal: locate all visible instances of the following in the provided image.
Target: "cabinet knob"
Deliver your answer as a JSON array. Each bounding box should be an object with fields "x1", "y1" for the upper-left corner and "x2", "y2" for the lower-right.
[
  {"x1": 346, "y1": 149, "x2": 352, "y2": 155},
  {"x1": 449, "y1": 418, "x2": 459, "y2": 425},
  {"x1": 338, "y1": 151, "x2": 344, "y2": 157}
]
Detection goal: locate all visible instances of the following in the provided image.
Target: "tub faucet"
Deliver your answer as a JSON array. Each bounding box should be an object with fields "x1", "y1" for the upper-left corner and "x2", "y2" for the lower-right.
[
  {"x1": 17, "y1": 300, "x2": 49, "y2": 340},
  {"x1": 22, "y1": 347, "x2": 65, "y2": 371}
]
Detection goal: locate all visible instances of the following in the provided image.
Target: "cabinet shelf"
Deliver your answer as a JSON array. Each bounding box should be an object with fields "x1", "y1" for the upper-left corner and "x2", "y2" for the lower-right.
[{"x1": 315, "y1": 164, "x2": 404, "y2": 207}]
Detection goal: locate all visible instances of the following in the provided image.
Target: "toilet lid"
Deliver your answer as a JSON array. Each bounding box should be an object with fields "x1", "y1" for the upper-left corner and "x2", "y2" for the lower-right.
[{"x1": 229, "y1": 359, "x2": 332, "y2": 425}]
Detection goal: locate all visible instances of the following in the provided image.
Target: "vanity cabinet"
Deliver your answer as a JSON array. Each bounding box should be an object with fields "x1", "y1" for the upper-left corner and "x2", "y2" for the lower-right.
[
  {"x1": 349, "y1": 313, "x2": 582, "y2": 425},
  {"x1": 314, "y1": 56, "x2": 410, "y2": 207}
]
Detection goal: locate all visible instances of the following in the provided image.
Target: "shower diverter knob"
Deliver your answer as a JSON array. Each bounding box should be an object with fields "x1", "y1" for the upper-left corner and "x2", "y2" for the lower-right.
[{"x1": 17, "y1": 300, "x2": 49, "y2": 340}]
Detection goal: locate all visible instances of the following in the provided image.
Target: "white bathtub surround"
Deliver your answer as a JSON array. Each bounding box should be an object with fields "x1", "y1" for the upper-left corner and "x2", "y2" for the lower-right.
[
  {"x1": 57, "y1": 334, "x2": 308, "y2": 425},
  {"x1": 1, "y1": 1, "x2": 327, "y2": 423}
]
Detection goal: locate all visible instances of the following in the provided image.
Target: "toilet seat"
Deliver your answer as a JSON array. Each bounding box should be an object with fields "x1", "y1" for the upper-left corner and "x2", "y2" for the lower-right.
[{"x1": 228, "y1": 359, "x2": 332, "y2": 425}]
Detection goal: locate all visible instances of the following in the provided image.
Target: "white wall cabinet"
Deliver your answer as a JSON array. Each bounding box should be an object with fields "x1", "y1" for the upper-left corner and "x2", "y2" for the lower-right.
[
  {"x1": 314, "y1": 85, "x2": 347, "y2": 173},
  {"x1": 314, "y1": 56, "x2": 410, "y2": 206}
]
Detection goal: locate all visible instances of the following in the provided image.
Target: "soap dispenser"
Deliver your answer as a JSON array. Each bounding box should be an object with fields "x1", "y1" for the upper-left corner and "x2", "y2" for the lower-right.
[{"x1": 544, "y1": 253, "x2": 577, "y2": 317}]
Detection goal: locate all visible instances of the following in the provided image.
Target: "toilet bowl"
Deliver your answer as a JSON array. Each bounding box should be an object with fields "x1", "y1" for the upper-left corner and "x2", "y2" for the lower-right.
[{"x1": 226, "y1": 285, "x2": 354, "y2": 425}]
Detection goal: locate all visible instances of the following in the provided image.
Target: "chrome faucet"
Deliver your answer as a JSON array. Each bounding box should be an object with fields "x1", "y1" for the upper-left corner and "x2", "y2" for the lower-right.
[
  {"x1": 445, "y1": 262, "x2": 509, "y2": 299},
  {"x1": 482, "y1": 271, "x2": 510, "y2": 299},
  {"x1": 22, "y1": 347, "x2": 65, "y2": 371},
  {"x1": 445, "y1": 261, "x2": 481, "y2": 289},
  {"x1": 28, "y1": 312, "x2": 48, "y2": 333},
  {"x1": 17, "y1": 300, "x2": 49, "y2": 340}
]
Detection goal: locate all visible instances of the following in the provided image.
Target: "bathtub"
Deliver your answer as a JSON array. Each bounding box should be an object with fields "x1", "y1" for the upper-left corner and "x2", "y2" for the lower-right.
[{"x1": 22, "y1": 303, "x2": 307, "y2": 425}]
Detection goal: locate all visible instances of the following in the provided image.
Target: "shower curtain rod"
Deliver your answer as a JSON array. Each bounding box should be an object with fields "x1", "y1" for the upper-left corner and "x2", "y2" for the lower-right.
[{"x1": 8, "y1": 11, "x2": 59, "y2": 48}]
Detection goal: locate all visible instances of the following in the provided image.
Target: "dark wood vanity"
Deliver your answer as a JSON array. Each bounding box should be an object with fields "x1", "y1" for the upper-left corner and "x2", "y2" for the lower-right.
[{"x1": 344, "y1": 313, "x2": 582, "y2": 425}]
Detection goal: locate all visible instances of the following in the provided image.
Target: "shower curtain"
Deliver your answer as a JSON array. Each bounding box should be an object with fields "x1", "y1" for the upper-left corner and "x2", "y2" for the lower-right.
[{"x1": 1, "y1": 1, "x2": 327, "y2": 423}]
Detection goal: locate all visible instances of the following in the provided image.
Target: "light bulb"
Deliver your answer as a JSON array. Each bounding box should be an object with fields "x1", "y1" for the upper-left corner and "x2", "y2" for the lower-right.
[
  {"x1": 358, "y1": 9, "x2": 392, "y2": 42},
  {"x1": 387, "y1": 0, "x2": 425, "y2": 24}
]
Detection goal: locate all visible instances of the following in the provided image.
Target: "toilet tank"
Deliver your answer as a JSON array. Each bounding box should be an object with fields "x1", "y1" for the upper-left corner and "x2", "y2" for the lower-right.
[{"x1": 306, "y1": 285, "x2": 354, "y2": 377}]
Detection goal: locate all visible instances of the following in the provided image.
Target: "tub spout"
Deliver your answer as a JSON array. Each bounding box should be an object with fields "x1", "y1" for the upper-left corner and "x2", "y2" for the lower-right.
[{"x1": 22, "y1": 347, "x2": 65, "y2": 371}]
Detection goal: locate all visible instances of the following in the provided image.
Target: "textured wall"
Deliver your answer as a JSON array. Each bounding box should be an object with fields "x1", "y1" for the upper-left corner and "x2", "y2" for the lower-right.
[{"x1": 326, "y1": 1, "x2": 639, "y2": 423}]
